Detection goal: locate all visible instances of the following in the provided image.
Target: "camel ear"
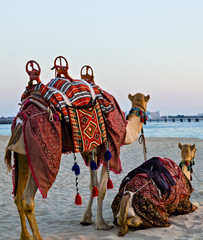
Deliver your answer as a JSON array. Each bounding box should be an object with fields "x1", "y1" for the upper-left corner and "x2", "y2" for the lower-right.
[
  {"x1": 145, "y1": 95, "x2": 150, "y2": 102},
  {"x1": 178, "y1": 143, "x2": 182, "y2": 149},
  {"x1": 128, "y1": 94, "x2": 133, "y2": 101},
  {"x1": 191, "y1": 144, "x2": 196, "y2": 151}
]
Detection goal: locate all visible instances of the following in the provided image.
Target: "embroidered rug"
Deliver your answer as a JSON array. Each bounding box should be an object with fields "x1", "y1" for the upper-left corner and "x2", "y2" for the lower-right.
[
  {"x1": 68, "y1": 100, "x2": 107, "y2": 153},
  {"x1": 111, "y1": 157, "x2": 197, "y2": 227}
]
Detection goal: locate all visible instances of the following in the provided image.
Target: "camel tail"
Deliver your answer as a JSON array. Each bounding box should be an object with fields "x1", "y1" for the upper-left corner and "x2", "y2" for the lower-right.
[
  {"x1": 4, "y1": 123, "x2": 22, "y2": 173},
  {"x1": 118, "y1": 194, "x2": 130, "y2": 237}
]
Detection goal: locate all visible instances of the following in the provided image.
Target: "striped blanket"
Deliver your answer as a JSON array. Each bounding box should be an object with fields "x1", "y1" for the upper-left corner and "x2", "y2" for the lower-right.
[{"x1": 21, "y1": 78, "x2": 114, "y2": 123}]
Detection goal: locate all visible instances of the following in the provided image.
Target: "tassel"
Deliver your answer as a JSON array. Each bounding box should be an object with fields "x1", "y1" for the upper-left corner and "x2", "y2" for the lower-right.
[
  {"x1": 72, "y1": 162, "x2": 80, "y2": 176},
  {"x1": 90, "y1": 159, "x2": 97, "y2": 171},
  {"x1": 185, "y1": 161, "x2": 189, "y2": 166},
  {"x1": 92, "y1": 185, "x2": 99, "y2": 197},
  {"x1": 107, "y1": 178, "x2": 113, "y2": 189},
  {"x1": 104, "y1": 142, "x2": 113, "y2": 190},
  {"x1": 75, "y1": 193, "x2": 82, "y2": 205},
  {"x1": 53, "y1": 114, "x2": 59, "y2": 121},
  {"x1": 72, "y1": 153, "x2": 82, "y2": 205}
]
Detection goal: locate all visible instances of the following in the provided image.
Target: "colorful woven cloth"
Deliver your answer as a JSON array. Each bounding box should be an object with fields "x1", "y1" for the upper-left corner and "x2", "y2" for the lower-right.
[
  {"x1": 81, "y1": 90, "x2": 127, "y2": 173},
  {"x1": 13, "y1": 98, "x2": 62, "y2": 198},
  {"x1": 68, "y1": 100, "x2": 107, "y2": 153},
  {"x1": 21, "y1": 78, "x2": 114, "y2": 123},
  {"x1": 111, "y1": 157, "x2": 197, "y2": 227}
]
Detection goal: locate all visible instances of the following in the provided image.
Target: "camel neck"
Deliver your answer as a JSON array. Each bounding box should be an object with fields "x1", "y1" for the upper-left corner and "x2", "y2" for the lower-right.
[
  {"x1": 124, "y1": 115, "x2": 143, "y2": 145},
  {"x1": 179, "y1": 158, "x2": 195, "y2": 181}
]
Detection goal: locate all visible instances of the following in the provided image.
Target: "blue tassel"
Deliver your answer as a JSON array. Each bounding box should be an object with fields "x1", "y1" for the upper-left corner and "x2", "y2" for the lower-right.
[
  {"x1": 90, "y1": 159, "x2": 97, "y2": 171},
  {"x1": 104, "y1": 149, "x2": 112, "y2": 161},
  {"x1": 72, "y1": 162, "x2": 80, "y2": 176}
]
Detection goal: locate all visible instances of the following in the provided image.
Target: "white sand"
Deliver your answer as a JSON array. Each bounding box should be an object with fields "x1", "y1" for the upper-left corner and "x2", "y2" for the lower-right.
[{"x1": 1, "y1": 136, "x2": 203, "y2": 240}]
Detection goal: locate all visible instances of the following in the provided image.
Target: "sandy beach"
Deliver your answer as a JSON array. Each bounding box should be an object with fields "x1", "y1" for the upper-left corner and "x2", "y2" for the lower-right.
[{"x1": 1, "y1": 136, "x2": 203, "y2": 240}]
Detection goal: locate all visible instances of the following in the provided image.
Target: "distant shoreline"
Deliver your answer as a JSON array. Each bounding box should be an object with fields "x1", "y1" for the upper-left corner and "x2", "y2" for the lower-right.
[{"x1": 0, "y1": 120, "x2": 13, "y2": 124}]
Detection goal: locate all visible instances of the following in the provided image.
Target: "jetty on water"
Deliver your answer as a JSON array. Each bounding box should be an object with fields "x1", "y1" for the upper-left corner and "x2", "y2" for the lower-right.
[{"x1": 148, "y1": 117, "x2": 203, "y2": 123}]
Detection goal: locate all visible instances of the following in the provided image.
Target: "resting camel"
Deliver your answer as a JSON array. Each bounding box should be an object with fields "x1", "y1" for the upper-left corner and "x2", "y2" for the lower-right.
[
  {"x1": 112, "y1": 143, "x2": 197, "y2": 236},
  {"x1": 4, "y1": 59, "x2": 150, "y2": 240}
]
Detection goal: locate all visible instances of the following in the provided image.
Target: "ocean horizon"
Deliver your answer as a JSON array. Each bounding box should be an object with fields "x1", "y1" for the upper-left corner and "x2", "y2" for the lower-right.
[{"x1": 1, "y1": 120, "x2": 203, "y2": 139}]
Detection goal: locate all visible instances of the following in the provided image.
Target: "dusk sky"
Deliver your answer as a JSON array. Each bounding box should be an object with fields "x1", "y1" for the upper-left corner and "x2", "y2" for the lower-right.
[{"x1": 0, "y1": 0, "x2": 202, "y2": 117}]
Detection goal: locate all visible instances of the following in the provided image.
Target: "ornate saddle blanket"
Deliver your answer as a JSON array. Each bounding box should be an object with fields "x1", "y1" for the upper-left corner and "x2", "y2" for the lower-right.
[
  {"x1": 21, "y1": 78, "x2": 114, "y2": 123},
  {"x1": 68, "y1": 100, "x2": 107, "y2": 153},
  {"x1": 112, "y1": 157, "x2": 197, "y2": 227}
]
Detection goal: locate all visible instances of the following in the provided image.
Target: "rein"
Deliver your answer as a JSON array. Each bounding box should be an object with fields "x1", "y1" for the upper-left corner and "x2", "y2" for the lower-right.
[{"x1": 139, "y1": 128, "x2": 147, "y2": 161}]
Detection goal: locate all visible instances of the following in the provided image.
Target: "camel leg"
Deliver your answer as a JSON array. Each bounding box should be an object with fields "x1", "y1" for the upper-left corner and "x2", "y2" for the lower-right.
[
  {"x1": 117, "y1": 194, "x2": 130, "y2": 236},
  {"x1": 22, "y1": 171, "x2": 43, "y2": 240},
  {"x1": 80, "y1": 163, "x2": 98, "y2": 225},
  {"x1": 96, "y1": 164, "x2": 113, "y2": 230},
  {"x1": 14, "y1": 154, "x2": 34, "y2": 240}
]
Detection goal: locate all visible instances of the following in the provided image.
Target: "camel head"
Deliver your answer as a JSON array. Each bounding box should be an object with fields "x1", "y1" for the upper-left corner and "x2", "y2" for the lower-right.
[
  {"x1": 128, "y1": 93, "x2": 150, "y2": 112},
  {"x1": 178, "y1": 143, "x2": 196, "y2": 180},
  {"x1": 178, "y1": 143, "x2": 196, "y2": 161}
]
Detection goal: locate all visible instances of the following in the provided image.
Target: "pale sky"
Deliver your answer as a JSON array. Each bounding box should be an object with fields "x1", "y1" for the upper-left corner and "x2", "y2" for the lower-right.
[{"x1": 0, "y1": 0, "x2": 202, "y2": 117}]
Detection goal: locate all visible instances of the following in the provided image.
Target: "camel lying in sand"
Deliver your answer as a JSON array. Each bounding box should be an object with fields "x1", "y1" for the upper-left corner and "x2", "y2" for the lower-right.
[
  {"x1": 4, "y1": 60, "x2": 150, "y2": 239},
  {"x1": 112, "y1": 143, "x2": 198, "y2": 236}
]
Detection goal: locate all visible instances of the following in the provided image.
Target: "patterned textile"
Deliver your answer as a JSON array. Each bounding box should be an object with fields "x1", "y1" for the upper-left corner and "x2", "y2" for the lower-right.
[
  {"x1": 111, "y1": 157, "x2": 197, "y2": 227},
  {"x1": 13, "y1": 97, "x2": 62, "y2": 198},
  {"x1": 68, "y1": 100, "x2": 107, "y2": 153},
  {"x1": 82, "y1": 90, "x2": 127, "y2": 173},
  {"x1": 21, "y1": 78, "x2": 114, "y2": 123}
]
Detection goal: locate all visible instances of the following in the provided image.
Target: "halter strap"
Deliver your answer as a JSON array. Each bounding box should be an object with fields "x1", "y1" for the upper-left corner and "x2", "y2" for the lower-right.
[
  {"x1": 126, "y1": 107, "x2": 147, "y2": 124},
  {"x1": 179, "y1": 157, "x2": 195, "y2": 172}
]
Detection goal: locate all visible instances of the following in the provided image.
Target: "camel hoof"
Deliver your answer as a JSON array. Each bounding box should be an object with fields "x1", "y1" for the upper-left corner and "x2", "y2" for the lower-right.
[
  {"x1": 118, "y1": 224, "x2": 128, "y2": 237},
  {"x1": 193, "y1": 202, "x2": 199, "y2": 208},
  {"x1": 20, "y1": 236, "x2": 34, "y2": 240},
  {"x1": 80, "y1": 215, "x2": 93, "y2": 226},
  {"x1": 80, "y1": 221, "x2": 92, "y2": 226},
  {"x1": 96, "y1": 223, "x2": 114, "y2": 230}
]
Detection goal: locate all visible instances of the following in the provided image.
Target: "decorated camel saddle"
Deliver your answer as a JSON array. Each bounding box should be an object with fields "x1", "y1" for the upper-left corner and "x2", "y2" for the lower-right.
[{"x1": 10, "y1": 56, "x2": 127, "y2": 198}]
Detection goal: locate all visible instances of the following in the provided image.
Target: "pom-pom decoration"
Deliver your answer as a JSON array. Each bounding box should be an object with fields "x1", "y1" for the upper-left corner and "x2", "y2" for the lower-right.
[
  {"x1": 104, "y1": 149, "x2": 112, "y2": 161},
  {"x1": 72, "y1": 162, "x2": 80, "y2": 176},
  {"x1": 90, "y1": 159, "x2": 97, "y2": 171}
]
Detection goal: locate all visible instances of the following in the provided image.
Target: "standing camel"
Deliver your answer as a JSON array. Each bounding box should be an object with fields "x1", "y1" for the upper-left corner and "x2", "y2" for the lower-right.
[
  {"x1": 4, "y1": 58, "x2": 150, "y2": 240},
  {"x1": 112, "y1": 143, "x2": 197, "y2": 236}
]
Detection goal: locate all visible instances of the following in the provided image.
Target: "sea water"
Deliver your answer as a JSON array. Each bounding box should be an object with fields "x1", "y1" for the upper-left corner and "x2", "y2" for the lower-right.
[
  {"x1": 144, "y1": 120, "x2": 203, "y2": 139},
  {"x1": 0, "y1": 124, "x2": 12, "y2": 136},
  {"x1": 1, "y1": 121, "x2": 203, "y2": 139}
]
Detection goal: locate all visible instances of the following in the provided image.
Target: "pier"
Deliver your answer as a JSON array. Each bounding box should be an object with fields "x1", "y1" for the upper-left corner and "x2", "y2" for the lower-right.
[{"x1": 148, "y1": 117, "x2": 203, "y2": 122}]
